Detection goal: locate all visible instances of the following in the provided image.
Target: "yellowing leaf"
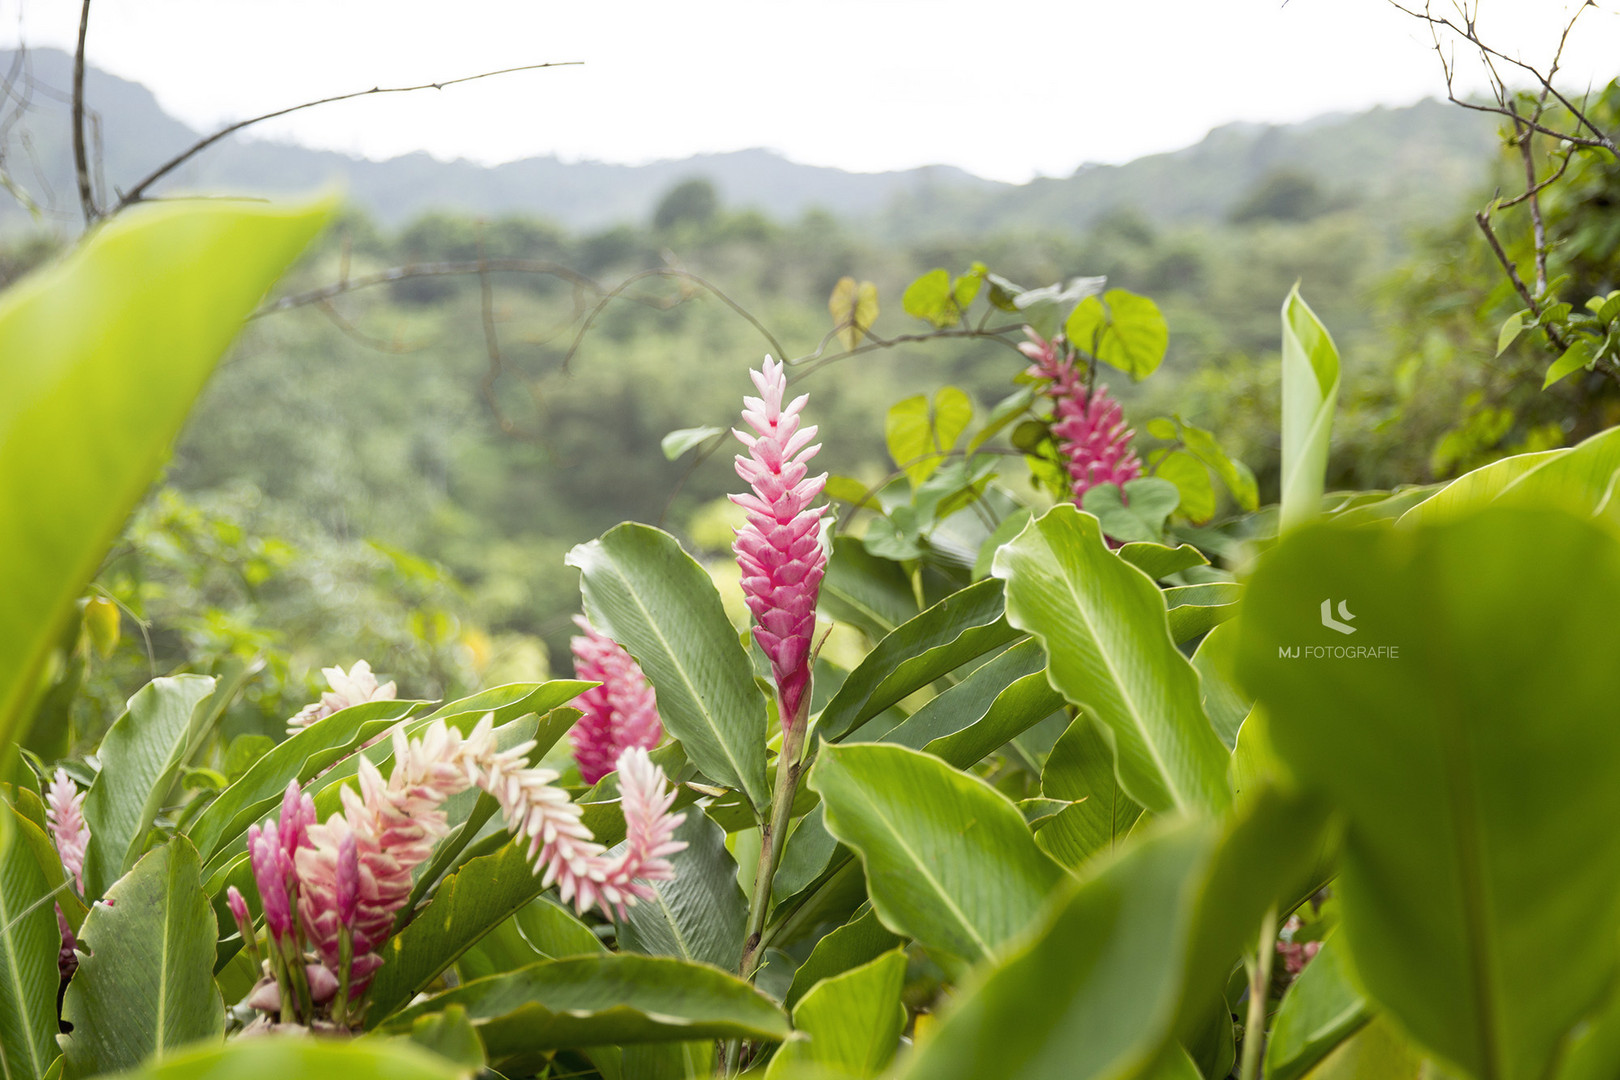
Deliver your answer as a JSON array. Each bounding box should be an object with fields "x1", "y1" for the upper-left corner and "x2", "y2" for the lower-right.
[{"x1": 829, "y1": 277, "x2": 880, "y2": 351}]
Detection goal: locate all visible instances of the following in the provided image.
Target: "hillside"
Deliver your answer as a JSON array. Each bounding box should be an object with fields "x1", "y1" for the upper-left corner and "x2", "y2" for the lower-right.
[{"x1": 1, "y1": 46, "x2": 1497, "y2": 234}]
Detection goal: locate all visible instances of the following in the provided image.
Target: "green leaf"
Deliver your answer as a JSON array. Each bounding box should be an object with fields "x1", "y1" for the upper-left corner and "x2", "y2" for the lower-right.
[
  {"x1": 1179, "y1": 421, "x2": 1259, "y2": 512},
  {"x1": 1292, "y1": 1018, "x2": 1428, "y2": 1079},
  {"x1": 401, "y1": 1005, "x2": 486, "y2": 1071},
  {"x1": 1279, "y1": 286, "x2": 1341, "y2": 531},
  {"x1": 1544, "y1": 338, "x2": 1595, "y2": 388},
  {"x1": 60, "y1": 838, "x2": 223, "y2": 1079},
  {"x1": 1234, "y1": 506, "x2": 1620, "y2": 1080},
  {"x1": 1263, "y1": 937, "x2": 1371, "y2": 1080},
  {"x1": 619, "y1": 810, "x2": 748, "y2": 972},
  {"x1": 81, "y1": 675, "x2": 216, "y2": 900},
  {"x1": 94, "y1": 1036, "x2": 476, "y2": 1080},
  {"x1": 1117, "y1": 542, "x2": 1209, "y2": 581},
  {"x1": 992, "y1": 505, "x2": 1230, "y2": 815},
  {"x1": 381, "y1": 956, "x2": 789, "y2": 1070},
  {"x1": 902, "y1": 268, "x2": 958, "y2": 329},
  {"x1": 1147, "y1": 451, "x2": 1215, "y2": 524},
  {"x1": 1492, "y1": 426, "x2": 1620, "y2": 519},
  {"x1": 569, "y1": 524, "x2": 769, "y2": 810},
  {"x1": 1034, "y1": 715, "x2": 1143, "y2": 871},
  {"x1": 1187, "y1": 622, "x2": 1248, "y2": 750},
  {"x1": 1065, "y1": 289, "x2": 1169, "y2": 380},
  {"x1": 1082, "y1": 478, "x2": 1181, "y2": 543},
  {"x1": 785, "y1": 908, "x2": 901, "y2": 1011},
  {"x1": 1497, "y1": 310, "x2": 1528, "y2": 355},
  {"x1": 0, "y1": 801, "x2": 58, "y2": 1080},
  {"x1": 0, "y1": 199, "x2": 330, "y2": 761},
  {"x1": 829, "y1": 278, "x2": 879, "y2": 352},
  {"x1": 1163, "y1": 583, "x2": 1241, "y2": 644},
  {"x1": 896, "y1": 790, "x2": 1329, "y2": 1080},
  {"x1": 767, "y1": 950, "x2": 907, "y2": 1079},
  {"x1": 661, "y1": 426, "x2": 725, "y2": 461},
  {"x1": 1397, "y1": 449, "x2": 1567, "y2": 526},
  {"x1": 889, "y1": 638, "x2": 1065, "y2": 767},
  {"x1": 933, "y1": 387, "x2": 973, "y2": 457},
  {"x1": 810, "y1": 743, "x2": 1063, "y2": 965},
  {"x1": 365, "y1": 837, "x2": 571, "y2": 1024},
  {"x1": 885, "y1": 396, "x2": 932, "y2": 487},
  {"x1": 815, "y1": 578, "x2": 1019, "y2": 743}
]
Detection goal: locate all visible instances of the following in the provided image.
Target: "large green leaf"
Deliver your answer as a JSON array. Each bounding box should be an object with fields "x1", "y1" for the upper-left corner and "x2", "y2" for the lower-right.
[
  {"x1": 1188, "y1": 621, "x2": 1248, "y2": 750},
  {"x1": 992, "y1": 505, "x2": 1230, "y2": 815},
  {"x1": 364, "y1": 838, "x2": 561, "y2": 1024},
  {"x1": 1492, "y1": 425, "x2": 1620, "y2": 519},
  {"x1": 1234, "y1": 506, "x2": 1620, "y2": 1080},
  {"x1": 784, "y1": 908, "x2": 901, "y2": 1011},
  {"x1": 81, "y1": 676, "x2": 216, "y2": 900},
  {"x1": 568, "y1": 524, "x2": 769, "y2": 811},
  {"x1": 1264, "y1": 937, "x2": 1371, "y2": 1080},
  {"x1": 60, "y1": 838, "x2": 223, "y2": 1079},
  {"x1": 816, "y1": 579, "x2": 1020, "y2": 743},
  {"x1": 819, "y1": 539, "x2": 919, "y2": 641},
  {"x1": 0, "y1": 199, "x2": 331, "y2": 761},
  {"x1": 810, "y1": 743, "x2": 1062, "y2": 965},
  {"x1": 1396, "y1": 449, "x2": 1566, "y2": 526},
  {"x1": 1034, "y1": 715, "x2": 1143, "y2": 871},
  {"x1": 895, "y1": 789, "x2": 1328, "y2": 1080},
  {"x1": 1278, "y1": 287, "x2": 1340, "y2": 530},
  {"x1": 0, "y1": 801, "x2": 59, "y2": 1080},
  {"x1": 767, "y1": 950, "x2": 907, "y2": 1079},
  {"x1": 619, "y1": 810, "x2": 748, "y2": 972},
  {"x1": 381, "y1": 956, "x2": 788, "y2": 1070},
  {"x1": 95, "y1": 1037, "x2": 474, "y2": 1080}
]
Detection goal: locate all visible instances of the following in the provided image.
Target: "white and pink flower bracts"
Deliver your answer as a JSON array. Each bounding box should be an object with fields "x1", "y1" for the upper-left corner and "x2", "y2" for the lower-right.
[
  {"x1": 46, "y1": 769, "x2": 89, "y2": 980},
  {"x1": 730, "y1": 356, "x2": 829, "y2": 729},
  {"x1": 286, "y1": 660, "x2": 397, "y2": 734},
  {"x1": 569, "y1": 617, "x2": 664, "y2": 784},
  {"x1": 1020, "y1": 328, "x2": 1142, "y2": 504},
  {"x1": 240, "y1": 714, "x2": 684, "y2": 1022}
]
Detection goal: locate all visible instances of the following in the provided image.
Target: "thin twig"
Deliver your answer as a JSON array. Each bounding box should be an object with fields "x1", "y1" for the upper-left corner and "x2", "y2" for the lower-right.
[
  {"x1": 253, "y1": 259, "x2": 605, "y2": 317},
  {"x1": 113, "y1": 61, "x2": 581, "y2": 211},
  {"x1": 70, "y1": 0, "x2": 94, "y2": 222},
  {"x1": 1474, "y1": 210, "x2": 1571, "y2": 351},
  {"x1": 563, "y1": 267, "x2": 787, "y2": 371}
]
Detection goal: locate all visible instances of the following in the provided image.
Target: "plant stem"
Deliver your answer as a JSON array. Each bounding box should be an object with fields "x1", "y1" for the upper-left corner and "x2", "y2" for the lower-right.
[
  {"x1": 1239, "y1": 904, "x2": 1279, "y2": 1080},
  {"x1": 739, "y1": 713, "x2": 808, "y2": 982}
]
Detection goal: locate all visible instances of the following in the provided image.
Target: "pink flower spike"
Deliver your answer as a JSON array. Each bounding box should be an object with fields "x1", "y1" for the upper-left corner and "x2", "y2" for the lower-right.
[
  {"x1": 729, "y1": 356, "x2": 829, "y2": 729},
  {"x1": 1022, "y1": 328, "x2": 1142, "y2": 505},
  {"x1": 335, "y1": 832, "x2": 359, "y2": 928},
  {"x1": 46, "y1": 769, "x2": 88, "y2": 892},
  {"x1": 248, "y1": 822, "x2": 293, "y2": 943},
  {"x1": 570, "y1": 616, "x2": 664, "y2": 784},
  {"x1": 278, "y1": 780, "x2": 315, "y2": 864},
  {"x1": 226, "y1": 885, "x2": 250, "y2": 927}
]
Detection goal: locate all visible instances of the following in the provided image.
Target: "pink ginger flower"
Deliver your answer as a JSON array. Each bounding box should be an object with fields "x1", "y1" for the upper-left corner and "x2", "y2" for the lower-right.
[
  {"x1": 730, "y1": 356, "x2": 829, "y2": 728},
  {"x1": 46, "y1": 769, "x2": 88, "y2": 891},
  {"x1": 1020, "y1": 329, "x2": 1142, "y2": 504},
  {"x1": 47, "y1": 769, "x2": 89, "y2": 980},
  {"x1": 570, "y1": 616, "x2": 664, "y2": 784},
  {"x1": 290, "y1": 717, "x2": 684, "y2": 999},
  {"x1": 1276, "y1": 915, "x2": 1322, "y2": 978},
  {"x1": 287, "y1": 660, "x2": 397, "y2": 733}
]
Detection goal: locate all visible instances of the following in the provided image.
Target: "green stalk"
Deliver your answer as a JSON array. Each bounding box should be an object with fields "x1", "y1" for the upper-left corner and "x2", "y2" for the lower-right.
[
  {"x1": 1239, "y1": 904, "x2": 1279, "y2": 1080},
  {"x1": 332, "y1": 926, "x2": 354, "y2": 1028},
  {"x1": 738, "y1": 709, "x2": 808, "y2": 981}
]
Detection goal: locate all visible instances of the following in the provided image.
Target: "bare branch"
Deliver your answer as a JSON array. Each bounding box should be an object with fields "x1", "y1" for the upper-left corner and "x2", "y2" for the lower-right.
[
  {"x1": 253, "y1": 258, "x2": 604, "y2": 317},
  {"x1": 1473, "y1": 209, "x2": 1570, "y2": 351},
  {"x1": 563, "y1": 267, "x2": 788, "y2": 371},
  {"x1": 113, "y1": 61, "x2": 581, "y2": 212},
  {"x1": 71, "y1": 0, "x2": 95, "y2": 222}
]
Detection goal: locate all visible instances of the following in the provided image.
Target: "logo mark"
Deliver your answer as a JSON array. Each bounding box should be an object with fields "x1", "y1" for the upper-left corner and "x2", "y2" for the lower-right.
[{"x1": 1320, "y1": 599, "x2": 1357, "y2": 635}]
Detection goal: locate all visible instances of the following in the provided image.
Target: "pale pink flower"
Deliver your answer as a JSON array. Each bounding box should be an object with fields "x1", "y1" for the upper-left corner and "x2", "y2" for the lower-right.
[
  {"x1": 46, "y1": 769, "x2": 87, "y2": 891},
  {"x1": 730, "y1": 356, "x2": 829, "y2": 728},
  {"x1": 1276, "y1": 915, "x2": 1322, "y2": 978},
  {"x1": 248, "y1": 820, "x2": 295, "y2": 944},
  {"x1": 287, "y1": 660, "x2": 397, "y2": 733},
  {"x1": 291, "y1": 716, "x2": 684, "y2": 998},
  {"x1": 570, "y1": 616, "x2": 664, "y2": 784},
  {"x1": 1021, "y1": 328, "x2": 1142, "y2": 504}
]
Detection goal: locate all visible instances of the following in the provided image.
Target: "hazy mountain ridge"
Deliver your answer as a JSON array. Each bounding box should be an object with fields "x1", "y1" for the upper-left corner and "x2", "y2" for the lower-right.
[{"x1": 0, "y1": 46, "x2": 1498, "y2": 235}]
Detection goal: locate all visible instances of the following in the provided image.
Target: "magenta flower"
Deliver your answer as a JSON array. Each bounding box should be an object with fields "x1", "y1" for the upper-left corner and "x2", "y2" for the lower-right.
[
  {"x1": 1277, "y1": 915, "x2": 1322, "y2": 978},
  {"x1": 247, "y1": 821, "x2": 294, "y2": 943},
  {"x1": 570, "y1": 616, "x2": 664, "y2": 784},
  {"x1": 730, "y1": 356, "x2": 829, "y2": 728},
  {"x1": 226, "y1": 885, "x2": 251, "y2": 928},
  {"x1": 287, "y1": 660, "x2": 397, "y2": 733},
  {"x1": 1020, "y1": 329, "x2": 1142, "y2": 504}
]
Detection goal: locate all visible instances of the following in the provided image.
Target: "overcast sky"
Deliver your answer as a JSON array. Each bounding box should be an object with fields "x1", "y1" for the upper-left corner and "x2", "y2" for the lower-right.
[{"x1": 6, "y1": 1, "x2": 1618, "y2": 182}]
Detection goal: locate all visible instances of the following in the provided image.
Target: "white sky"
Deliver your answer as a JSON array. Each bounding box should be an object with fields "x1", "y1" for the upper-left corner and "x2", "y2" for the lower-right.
[{"x1": 5, "y1": 0, "x2": 1619, "y2": 182}]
